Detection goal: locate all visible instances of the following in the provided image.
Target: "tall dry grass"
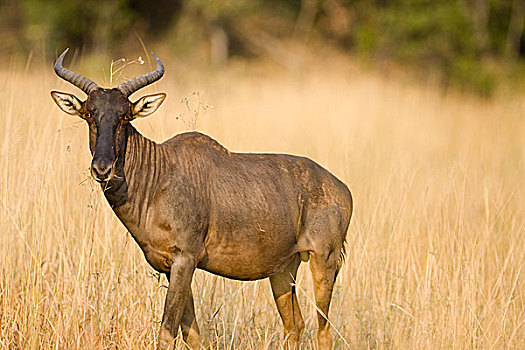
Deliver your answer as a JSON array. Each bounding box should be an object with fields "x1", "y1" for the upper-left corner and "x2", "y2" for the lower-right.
[{"x1": 0, "y1": 55, "x2": 524, "y2": 349}]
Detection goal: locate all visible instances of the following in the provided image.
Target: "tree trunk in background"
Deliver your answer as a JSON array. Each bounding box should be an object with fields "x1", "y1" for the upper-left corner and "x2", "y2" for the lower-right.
[
  {"x1": 210, "y1": 24, "x2": 229, "y2": 67},
  {"x1": 93, "y1": 1, "x2": 115, "y2": 57},
  {"x1": 293, "y1": 0, "x2": 318, "y2": 44},
  {"x1": 472, "y1": 0, "x2": 489, "y2": 52},
  {"x1": 506, "y1": 0, "x2": 525, "y2": 60},
  {"x1": 0, "y1": 0, "x2": 24, "y2": 57}
]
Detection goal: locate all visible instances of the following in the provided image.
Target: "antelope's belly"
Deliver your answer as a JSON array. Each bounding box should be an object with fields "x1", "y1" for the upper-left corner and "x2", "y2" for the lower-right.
[{"x1": 198, "y1": 228, "x2": 299, "y2": 280}]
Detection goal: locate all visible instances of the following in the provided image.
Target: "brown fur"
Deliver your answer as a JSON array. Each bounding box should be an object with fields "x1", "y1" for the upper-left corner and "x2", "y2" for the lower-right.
[{"x1": 52, "y1": 84, "x2": 353, "y2": 350}]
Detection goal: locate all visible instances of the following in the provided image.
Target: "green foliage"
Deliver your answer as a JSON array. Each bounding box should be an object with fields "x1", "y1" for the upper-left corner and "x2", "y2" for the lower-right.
[
  {"x1": 2, "y1": 0, "x2": 524, "y2": 95},
  {"x1": 487, "y1": 0, "x2": 513, "y2": 55},
  {"x1": 185, "y1": 0, "x2": 261, "y2": 22},
  {"x1": 449, "y1": 57, "x2": 496, "y2": 97},
  {"x1": 23, "y1": 0, "x2": 135, "y2": 54},
  {"x1": 350, "y1": 0, "x2": 496, "y2": 94},
  {"x1": 379, "y1": 1, "x2": 476, "y2": 63}
]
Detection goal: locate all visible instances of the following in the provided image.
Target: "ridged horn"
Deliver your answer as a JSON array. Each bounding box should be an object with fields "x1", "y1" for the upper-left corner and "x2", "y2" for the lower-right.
[
  {"x1": 117, "y1": 52, "x2": 165, "y2": 97},
  {"x1": 54, "y1": 48, "x2": 99, "y2": 95}
]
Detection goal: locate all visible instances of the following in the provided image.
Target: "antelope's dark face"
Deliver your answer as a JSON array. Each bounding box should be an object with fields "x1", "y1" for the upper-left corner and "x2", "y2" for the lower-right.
[{"x1": 50, "y1": 49, "x2": 165, "y2": 182}]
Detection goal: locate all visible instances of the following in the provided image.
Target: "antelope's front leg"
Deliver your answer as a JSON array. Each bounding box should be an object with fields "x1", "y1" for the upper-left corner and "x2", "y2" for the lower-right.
[{"x1": 158, "y1": 253, "x2": 196, "y2": 349}]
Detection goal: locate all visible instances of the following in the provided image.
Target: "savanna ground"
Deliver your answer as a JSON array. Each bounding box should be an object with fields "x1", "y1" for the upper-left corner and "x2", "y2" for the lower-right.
[{"x1": 0, "y1": 53, "x2": 524, "y2": 349}]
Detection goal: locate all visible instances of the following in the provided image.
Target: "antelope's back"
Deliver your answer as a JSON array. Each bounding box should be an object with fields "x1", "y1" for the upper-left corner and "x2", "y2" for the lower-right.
[{"x1": 163, "y1": 131, "x2": 351, "y2": 216}]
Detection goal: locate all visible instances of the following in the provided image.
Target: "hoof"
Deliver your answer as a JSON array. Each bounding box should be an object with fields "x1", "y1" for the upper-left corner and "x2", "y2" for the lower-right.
[
  {"x1": 185, "y1": 332, "x2": 202, "y2": 350},
  {"x1": 317, "y1": 328, "x2": 332, "y2": 350},
  {"x1": 158, "y1": 326, "x2": 176, "y2": 350},
  {"x1": 283, "y1": 332, "x2": 300, "y2": 350}
]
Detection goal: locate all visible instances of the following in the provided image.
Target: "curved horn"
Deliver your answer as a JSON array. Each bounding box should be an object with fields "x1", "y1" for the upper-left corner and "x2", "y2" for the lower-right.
[
  {"x1": 54, "y1": 48, "x2": 99, "y2": 95},
  {"x1": 117, "y1": 52, "x2": 165, "y2": 97}
]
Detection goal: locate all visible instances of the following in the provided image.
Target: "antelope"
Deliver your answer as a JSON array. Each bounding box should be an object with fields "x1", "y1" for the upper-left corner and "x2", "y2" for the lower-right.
[{"x1": 51, "y1": 48, "x2": 353, "y2": 349}]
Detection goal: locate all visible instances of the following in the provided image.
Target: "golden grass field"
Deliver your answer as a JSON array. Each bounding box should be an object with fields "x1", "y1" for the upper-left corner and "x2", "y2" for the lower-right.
[{"x1": 0, "y1": 54, "x2": 524, "y2": 349}]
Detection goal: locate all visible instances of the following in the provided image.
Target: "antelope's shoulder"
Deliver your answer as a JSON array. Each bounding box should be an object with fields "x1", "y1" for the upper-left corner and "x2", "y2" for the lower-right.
[{"x1": 163, "y1": 131, "x2": 229, "y2": 154}]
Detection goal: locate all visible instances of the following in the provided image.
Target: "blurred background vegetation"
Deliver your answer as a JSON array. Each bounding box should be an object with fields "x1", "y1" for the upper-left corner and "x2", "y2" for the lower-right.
[{"x1": 1, "y1": 0, "x2": 525, "y2": 96}]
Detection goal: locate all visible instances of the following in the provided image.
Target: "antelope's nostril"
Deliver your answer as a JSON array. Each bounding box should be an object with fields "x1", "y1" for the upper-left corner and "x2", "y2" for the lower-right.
[{"x1": 91, "y1": 161, "x2": 113, "y2": 180}]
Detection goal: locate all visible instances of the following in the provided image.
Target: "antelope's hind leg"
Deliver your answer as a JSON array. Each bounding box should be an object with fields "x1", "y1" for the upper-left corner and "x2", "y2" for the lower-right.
[
  {"x1": 269, "y1": 254, "x2": 304, "y2": 350},
  {"x1": 310, "y1": 248, "x2": 339, "y2": 350},
  {"x1": 305, "y1": 205, "x2": 349, "y2": 350},
  {"x1": 180, "y1": 287, "x2": 202, "y2": 349}
]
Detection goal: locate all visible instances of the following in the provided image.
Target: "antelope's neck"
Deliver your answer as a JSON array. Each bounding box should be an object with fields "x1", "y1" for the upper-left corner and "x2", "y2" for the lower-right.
[{"x1": 102, "y1": 124, "x2": 168, "y2": 226}]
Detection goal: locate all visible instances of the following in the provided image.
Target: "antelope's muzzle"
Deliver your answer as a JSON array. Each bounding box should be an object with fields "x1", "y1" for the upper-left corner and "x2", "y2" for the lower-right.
[{"x1": 91, "y1": 158, "x2": 116, "y2": 182}]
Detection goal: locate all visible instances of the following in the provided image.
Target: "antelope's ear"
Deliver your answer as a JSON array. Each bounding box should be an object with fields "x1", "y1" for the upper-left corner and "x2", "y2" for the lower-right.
[
  {"x1": 51, "y1": 91, "x2": 84, "y2": 116},
  {"x1": 132, "y1": 93, "x2": 166, "y2": 118}
]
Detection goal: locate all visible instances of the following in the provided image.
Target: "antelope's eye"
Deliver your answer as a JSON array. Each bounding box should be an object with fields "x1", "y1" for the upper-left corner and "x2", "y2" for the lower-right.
[{"x1": 84, "y1": 113, "x2": 91, "y2": 118}]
